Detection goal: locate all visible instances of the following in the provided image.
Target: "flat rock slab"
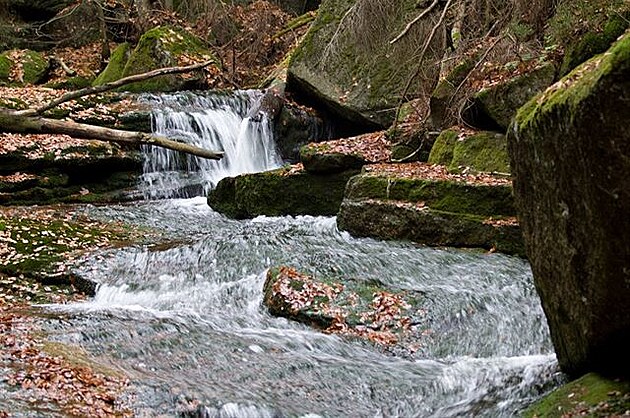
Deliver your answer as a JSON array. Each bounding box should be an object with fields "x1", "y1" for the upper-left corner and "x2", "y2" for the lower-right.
[
  {"x1": 263, "y1": 266, "x2": 429, "y2": 354},
  {"x1": 337, "y1": 162, "x2": 524, "y2": 255},
  {"x1": 300, "y1": 131, "x2": 390, "y2": 173},
  {"x1": 207, "y1": 164, "x2": 358, "y2": 219}
]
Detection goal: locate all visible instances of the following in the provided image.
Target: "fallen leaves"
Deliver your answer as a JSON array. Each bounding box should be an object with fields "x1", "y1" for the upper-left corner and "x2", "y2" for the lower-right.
[
  {"x1": 363, "y1": 162, "x2": 512, "y2": 186},
  {"x1": 265, "y1": 266, "x2": 428, "y2": 352},
  {"x1": 306, "y1": 131, "x2": 391, "y2": 163}
]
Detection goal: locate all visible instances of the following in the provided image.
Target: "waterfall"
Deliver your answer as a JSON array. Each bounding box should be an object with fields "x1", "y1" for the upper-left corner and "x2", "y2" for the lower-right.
[{"x1": 139, "y1": 91, "x2": 283, "y2": 199}]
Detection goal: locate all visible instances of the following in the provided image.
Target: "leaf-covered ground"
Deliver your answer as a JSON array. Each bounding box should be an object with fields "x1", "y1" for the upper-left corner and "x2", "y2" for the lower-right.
[{"x1": 0, "y1": 205, "x2": 151, "y2": 416}]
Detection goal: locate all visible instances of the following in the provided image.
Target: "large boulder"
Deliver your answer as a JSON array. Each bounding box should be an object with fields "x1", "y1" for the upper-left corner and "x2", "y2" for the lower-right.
[
  {"x1": 287, "y1": 0, "x2": 445, "y2": 128},
  {"x1": 337, "y1": 163, "x2": 524, "y2": 255},
  {"x1": 93, "y1": 26, "x2": 216, "y2": 92},
  {"x1": 508, "y1": 32, "x2": 630, "y2": 377},
  {"x1": 207, "y1": 164, "x2": 358, "y2": 219}
]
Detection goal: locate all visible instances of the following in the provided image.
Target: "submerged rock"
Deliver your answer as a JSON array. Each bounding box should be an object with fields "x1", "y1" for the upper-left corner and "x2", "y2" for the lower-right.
[
  {"x1": 337, "y1": 163, "x2": 524, "y2": 255},
  {"x1": 508, "y1": 32, "x2": 630, "y2": 377},
  {"x1": 263, "y1": 266, "x2": 428, "y2": 352},
  {"x1": 207, "y1": 164, "x2": 358, "y2": 219}
]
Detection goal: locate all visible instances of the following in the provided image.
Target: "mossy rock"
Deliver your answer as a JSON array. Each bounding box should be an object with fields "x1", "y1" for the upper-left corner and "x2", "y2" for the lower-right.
[
  {"x1": 429, "y1": 128, "x2": 511, "y2": 174},
  {"x1": 92, "y1": 42, "x2": 131, "y2": 87},
  {"x1": 0, "y1": 49, "x2": 50, "y2": 86},
  {"x1": 546, "y1": 0, "x2": 630, "y2": 76},
  {"x1": 207, "y1": 165, "x2": 358, "y2": 219},
  {"x1": 466, "y1": 63, "x2": 556, "y2": 130},
  {"x1": 94, "y1": 26, "x2": 216, "y2": 92},
  {"x1": 337, "y1": 199, "x2": 524, "y2": 256},
  {"x1": 508, "y1": 32, "x2": 630, "y2": 377},
  {"x1": 523, "y1": 373, "x2": 630, "y2": 417},
  {"x1": 287, "y1": 0, "x2": 444, "y2": 127},
  {"x1": 344, "y1": 171, "x2": 515, "y2": 217}
]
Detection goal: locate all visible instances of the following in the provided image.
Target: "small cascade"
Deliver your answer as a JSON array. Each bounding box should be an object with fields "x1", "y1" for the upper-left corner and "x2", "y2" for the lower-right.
[{"x1": 139, "y1": 91, "x2": 283, "y2": 199}]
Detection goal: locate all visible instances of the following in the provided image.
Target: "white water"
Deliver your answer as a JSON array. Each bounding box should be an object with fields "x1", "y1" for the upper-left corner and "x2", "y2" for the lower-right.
[
  {"x1": 30, "y1": 92, "x2": 563, "y2": 416},
  {"x1": 139, "y1": 91, "x2": 283, "y2": 198}
]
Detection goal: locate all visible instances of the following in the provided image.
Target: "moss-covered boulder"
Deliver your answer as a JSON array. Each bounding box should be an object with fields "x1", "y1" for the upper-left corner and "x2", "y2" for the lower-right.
[
  {"x1": 300, "y1": 131, "x2": 390, "y2": 173},
  {"x1": 337, "y1": 163, "x2": 524, "y2": 255},
  {"x1": 428, "y1": 127, "x2": 510, "y2": 174},
  {"x1": 287, "y1": 0, "x2": 444, "y2": 128},
  {"x1": 547, "y1": 0, "x2": 630, "y2": 76},
  {"x1": 207, "y1": 164, "x2": 358, "y2": 219},
  {"x1": 465, "y1": 63, "x2": 556, "y2": 130},
  {"x1": 508, "y1": 32, "x2": 630, "y2": 377},
  {"x1": 93, "y1": 26, "x2": 216, "y2": 92},
  {"x1": 0, "y1": 50, "x2": 50, "y2": 86},
  {"x1": 523, "y1": 373, "x2": 630, "y2": 417},
  {"x1": 263, "y1": 266, "x2": 428, "y2": 350}
]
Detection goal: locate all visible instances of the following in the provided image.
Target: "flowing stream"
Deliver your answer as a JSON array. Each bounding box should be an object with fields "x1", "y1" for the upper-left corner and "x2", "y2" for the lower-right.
[{"x1": 38, "y1": 91, "x2": 561, "y2": 417}]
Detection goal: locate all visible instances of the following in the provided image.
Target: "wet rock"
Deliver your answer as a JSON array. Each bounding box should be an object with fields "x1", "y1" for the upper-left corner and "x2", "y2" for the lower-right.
[
  {"x1": 428, "y1": 127, "x2": 510, "y2": 174},
  {"x1": 337, "y1": 163, "x2": 524, "y2": 255},
  {"x1": 93, "y1": 26, "x2": 217, "y2": 92},
  {"x1": 287, "y1": 0, "x2": 444, "y2": 128},
  {"x1": 207, "y1": 164, "x2": 358, "y2": 219},
  {"x1": 263, "y1": 265, "x2": 428, "y2": 351},
  {"x1": 273, "y1": 101, "x2": 326, "y2": 162},
  {"x1": 508, "y1": 32, "x2": 630, "y2": 377}
]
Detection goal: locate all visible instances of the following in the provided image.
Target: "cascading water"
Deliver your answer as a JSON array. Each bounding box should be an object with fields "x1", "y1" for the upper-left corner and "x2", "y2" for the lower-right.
[
  {"x1": 139, "y1": 91, "x2": 283, "y2": 199},
  {"x1": 32, "y1": 92, "x2": 562, "y2": 416}
]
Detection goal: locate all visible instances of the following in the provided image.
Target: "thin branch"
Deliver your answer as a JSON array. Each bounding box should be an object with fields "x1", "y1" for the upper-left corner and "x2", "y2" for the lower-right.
[
  {"x1": 390, "y1": 0, "x2": 440, "y2": 45},
  {"x1": 18, "y1": 60, "x2": 215, "y2": 117},
  {"x1": 394, "y1": 0, "x2": 453, "y2": 126}
]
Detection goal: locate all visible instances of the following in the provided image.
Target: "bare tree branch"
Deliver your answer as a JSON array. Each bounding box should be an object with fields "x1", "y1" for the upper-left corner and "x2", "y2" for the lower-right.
[
  {"x1": 390, "y1": 0, "x2": 441, "y2": 45},
  {"x1": 17, "y1": 59, "x2": 215, "y2": 117}
]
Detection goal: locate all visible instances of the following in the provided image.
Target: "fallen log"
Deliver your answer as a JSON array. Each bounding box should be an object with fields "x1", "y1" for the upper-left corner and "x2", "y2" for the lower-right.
[
  {"x1": 0, "y1": 59, "x2": 224, "y2": 160},
  {"x1": 0, "y1": 108, "x2": 223, "y2": 160}
]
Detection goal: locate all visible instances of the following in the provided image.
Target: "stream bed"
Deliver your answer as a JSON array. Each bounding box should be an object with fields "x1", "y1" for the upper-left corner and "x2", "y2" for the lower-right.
[{"x1": 35, "y1": 197, "x2": 562, "y2": 417}]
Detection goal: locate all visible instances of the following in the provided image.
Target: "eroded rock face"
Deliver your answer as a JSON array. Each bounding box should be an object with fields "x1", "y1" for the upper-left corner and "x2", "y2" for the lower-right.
[
  {"x1": 287, "y1": 0, "x2": 444, "y2": 128},
  {"x1": 508, "y1": 33, "x2": 630, "y2": 377}
]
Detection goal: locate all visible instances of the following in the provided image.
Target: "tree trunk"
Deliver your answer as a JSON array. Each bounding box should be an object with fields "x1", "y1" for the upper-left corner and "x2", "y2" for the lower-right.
[{"x1": 0, "y1": 109, "x2": 224, "y2": 160}]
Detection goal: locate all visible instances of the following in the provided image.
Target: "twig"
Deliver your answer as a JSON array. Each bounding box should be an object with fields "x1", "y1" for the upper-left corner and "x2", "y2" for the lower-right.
[{"x1": 390, "y1": 0, "x2": 440, "y2": 45}]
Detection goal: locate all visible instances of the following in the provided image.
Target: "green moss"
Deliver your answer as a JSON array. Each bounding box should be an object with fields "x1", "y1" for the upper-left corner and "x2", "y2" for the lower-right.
[
  {"x1": 523, "y1": 373, "x2": 630, "y2": 417},
  {"x1": 92, "y1": 42, "x2": 131, "y2": 86},
  {"x1": 46, "y1": 76, "x2": 93, "y2": 90},
  {"x1": 120, "y1": 26, "x2": 215, "y2": 92},
  {"x1": 346, "y1": 172, "x2": 515, "y2": 217},
  {"x1": 516, "y1": 32, "x2": 630, "y2": 132},
  {"x1": 0, "y1": 49, "x2": 49, "y2": 86},
  {"x1": 208, "y1": 167, "x2": 357, "y2": 219},
  {"x1": 0, "y1": 54, "x2": 11, "y2": 82},
  {"x1": 449, "y1": 131, "x2": 510, "y2": 174},
  {"x1": 547, "y1": 0, "x2": 630, "y2": 75},
  {"x1": 428, "y1": 129, "x2": 458, "y2": 166}
]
